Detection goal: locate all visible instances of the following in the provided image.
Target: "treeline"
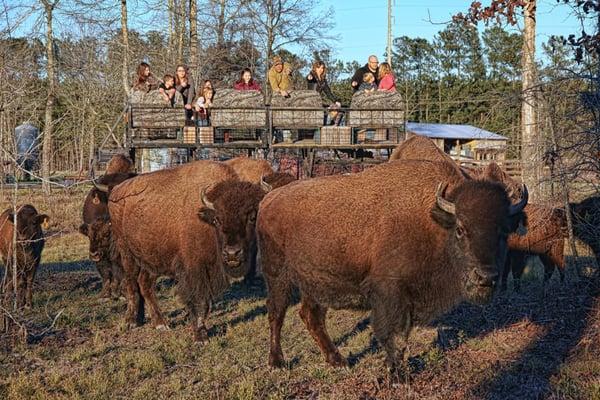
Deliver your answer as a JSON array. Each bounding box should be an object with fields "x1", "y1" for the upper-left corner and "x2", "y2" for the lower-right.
[{"x1": 0, "y1": 0, "x2": 590, "y2": 175}]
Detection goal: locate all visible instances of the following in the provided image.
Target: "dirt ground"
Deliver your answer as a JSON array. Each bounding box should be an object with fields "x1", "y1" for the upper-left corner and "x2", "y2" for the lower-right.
[{"x1": 0, "y1": 186, "x2": 599, "y2": 400}]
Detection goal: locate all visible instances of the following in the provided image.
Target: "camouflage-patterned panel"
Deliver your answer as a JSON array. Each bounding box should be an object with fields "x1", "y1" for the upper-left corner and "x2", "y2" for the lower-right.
[
  {"x1": 271, "y1": 90, "x2": 323, "y2": 128},
  {"x1": 132, "y1": 128, "x2": 178, "y2": 140},
  {"x1": 348, "y1": 91, "x2": 404, "y2": 127},
  {"x1": 130, "y1": 90, "x2": 187, "y2": 129},
  {"x1": 211, "y1": 89, "x2": 266, "y2": 128}
]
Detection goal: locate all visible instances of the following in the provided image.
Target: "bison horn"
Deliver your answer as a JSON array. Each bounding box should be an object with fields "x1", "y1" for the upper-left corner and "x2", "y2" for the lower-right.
[
  {"x1": 508, "y1": 184, "x2": 528, "y2": 216},
  {"x1": 200, "y1": 186, "x2": 216, "y2": 210},
  {"x1": 260, "y1": 175, "x2": 273, "y2": 193},
  {"x1": 436, "y1": 182, "x2": 456, "y2": 215},
  {"x1": 92, "y1": 180, "x2": 109, "y2": 193}
]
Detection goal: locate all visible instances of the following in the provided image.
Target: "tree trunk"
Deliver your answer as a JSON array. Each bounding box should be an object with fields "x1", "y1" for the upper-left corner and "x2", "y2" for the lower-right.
[
  {"x1": 168, "y1": 0, "x2": 175, "y2": 61},
  {"x1": 41, "y1": 0, "x2": 57, "y2": 194},
  {"x1": 121, "y1": 0, "x2": 130, "y2": 97},
  {"x1": 176, "y1": 0, "x2": 186, "y2": 64},
  {"x1": 189, "y1": 0, "x2": 198, "y2": 79},
  {"x1": 216, "y1": 0, "x2": 226, "y2": 50},
  {"x1": 520, "y1": 0, "x2": 539, "y2": 201}
]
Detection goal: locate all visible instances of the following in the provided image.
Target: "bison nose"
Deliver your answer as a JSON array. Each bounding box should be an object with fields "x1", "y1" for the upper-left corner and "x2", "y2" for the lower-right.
[
  {"x1": 475, "y1": 267, "x2": 499, "y2": 287},
  {"x1": 222, "y1": 246, "x2": 244, "y2": 262},
  {"x1": 89, "y1": 251, "x2": 101, "y2": 262}
]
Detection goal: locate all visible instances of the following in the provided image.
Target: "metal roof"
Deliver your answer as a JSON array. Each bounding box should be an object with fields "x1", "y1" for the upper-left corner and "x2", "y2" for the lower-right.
[{"x1": 406, "y1": 122, "x2": 507, "y2": 141}]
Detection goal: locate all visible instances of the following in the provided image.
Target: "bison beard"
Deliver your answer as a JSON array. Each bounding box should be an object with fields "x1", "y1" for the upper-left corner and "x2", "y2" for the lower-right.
[
  {"x1": 0, "y1": 205, "x2": 48, "y2": 309},
  {"x1": 258, "y1": 160, "x2": 527, "y2": 375}
]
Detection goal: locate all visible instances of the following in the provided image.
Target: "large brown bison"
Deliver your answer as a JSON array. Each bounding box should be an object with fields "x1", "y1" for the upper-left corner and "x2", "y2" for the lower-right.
[
  {"x1": 79, "y1": 172, "x2": 136, "y2": 299},
  {"x1": 108, "y1": 160, "x2": 266, "y2": 340},
  {"x1": 257, "y1": 160, "x2": 527, "y2": 373},
  {"x1": 0, "y1": 205, "x2": 49, "y2": 308},
  {"x1": 224, "y1": 157, "x2": 272, "y2": 184}
]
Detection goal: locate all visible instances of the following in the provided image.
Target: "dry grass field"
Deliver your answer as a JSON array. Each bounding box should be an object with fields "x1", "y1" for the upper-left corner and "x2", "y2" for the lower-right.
[{"x1": 0, "y1": 186, "x2": 599, "y2": 399}]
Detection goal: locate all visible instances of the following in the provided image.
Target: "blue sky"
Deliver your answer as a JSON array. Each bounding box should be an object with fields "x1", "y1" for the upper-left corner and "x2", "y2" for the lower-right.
[{"x1": 322, "y1": 0, "x2": 584, "y2": 63}]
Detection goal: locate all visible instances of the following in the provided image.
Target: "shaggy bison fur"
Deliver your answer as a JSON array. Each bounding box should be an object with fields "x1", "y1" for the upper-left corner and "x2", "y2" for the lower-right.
[
  {"x1": 257, "y1": 160, "x2": 527, "y2": 374},
  {"x1": 224, "y1": 157, "x2": 273, "y2": 184},
  {"x1": 0, "y1": 205, "x2": 49, "y2": 308},
  {"x1": 79, "y1": 172, "x2": 136, "y2": 299},
  {"x1": 108, "y1": 161, "x2": 263, "y2": 340}
]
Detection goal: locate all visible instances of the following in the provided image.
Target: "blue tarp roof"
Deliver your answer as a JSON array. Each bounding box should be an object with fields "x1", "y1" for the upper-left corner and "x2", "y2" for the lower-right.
[{"x1": 406, "y1": 122, "x2": 507, "y2": 141}]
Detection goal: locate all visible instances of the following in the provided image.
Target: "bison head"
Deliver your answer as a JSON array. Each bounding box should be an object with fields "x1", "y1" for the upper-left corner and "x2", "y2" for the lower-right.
[
  {"x1": 79, "y1": 217, "x2": 112, "y2": 263},
  {"x1": 431, "y1": 180, "x2": 528, "y2": 304},
  {"x1": 198, "y1": 180, "x2": 268, "y2": 278},
  {"x1": 7, "y1": 205, "x2": 49, "y2": 243}
]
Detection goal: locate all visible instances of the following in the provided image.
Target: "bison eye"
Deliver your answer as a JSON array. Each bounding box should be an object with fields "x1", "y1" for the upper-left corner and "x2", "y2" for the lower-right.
[
  {"x1": 248, "y1": 212, "x2": 256, "y2": 224},
  {"x1": 455, "y1": 225, "x2": 465, "y2": 239}
]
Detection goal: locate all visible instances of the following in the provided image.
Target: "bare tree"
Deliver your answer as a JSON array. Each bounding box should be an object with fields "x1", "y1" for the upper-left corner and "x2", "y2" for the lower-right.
[
  {"x1": 244, "y1": 0, "x2": 336, "y2": 90},
  {"x1": 121, "y1": 0, "x2": 130, "y2": 97},
  {"x1": 41, "y1": 0, "x2": 58, "y2": 194},
  {"x1": 455, "y1": 0, "x2": 541, "y2": 200},
  {"x1": 189, "y1": 0, "x2": 198, "y2": 80}
]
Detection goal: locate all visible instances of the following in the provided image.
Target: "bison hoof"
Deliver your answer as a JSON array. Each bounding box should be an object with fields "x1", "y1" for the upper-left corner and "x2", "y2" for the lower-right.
[
  {"x1": 194, "y1": 328, "x2": 210, "y2": 344},
  {"x1": 269, "y1": 353, "x2": 286, "y2": 369},
  {"x1": 326, "y1": 352, "x2": 348, "y2": 368},
  {"x1": 155, "y1": 324, "x2": 170, "y2": 331},
  {"x1": 124, "y1": 320, "x2": 140, "y2": 330},
  {"x1": 387, "y1": 364, "x2": 410, "y2": 384}
]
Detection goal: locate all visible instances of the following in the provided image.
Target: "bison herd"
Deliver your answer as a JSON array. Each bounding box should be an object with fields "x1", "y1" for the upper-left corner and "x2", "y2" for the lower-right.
[{"x1": 1, "y1": 137, "x2": 599, "y2": 377}]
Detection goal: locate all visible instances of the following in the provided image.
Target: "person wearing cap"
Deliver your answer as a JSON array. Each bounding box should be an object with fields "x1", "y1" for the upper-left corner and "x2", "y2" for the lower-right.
[{"x1": 268, "y1": 55, "x2": 293, "y2": 97}]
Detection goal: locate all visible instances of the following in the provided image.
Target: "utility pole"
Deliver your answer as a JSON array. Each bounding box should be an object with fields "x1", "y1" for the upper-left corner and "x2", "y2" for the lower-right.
[{"x1": 387, "y1": 0, "x2": 393, "y2": 65}]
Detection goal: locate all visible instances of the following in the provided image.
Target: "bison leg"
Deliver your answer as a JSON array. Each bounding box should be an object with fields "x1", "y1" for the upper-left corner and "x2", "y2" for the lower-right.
[
  {"x1": 510, "y1": 251, "x2": 527, "y2": 293},
  {"x1": 189, "y1": 299, "x2": 211, "y2": 343},
  {"x1": 549, "y1": 241, "x2": 566, "y2": 283},
  {"x1": 110, "y1": 260, "x2": 125, "y2": 299},
  {"x1": 265, "y1": 277, "x2": 292, "y2": 368},
  {"x1": 96, "y1": 260, "x2": 113, "y2": 299},
  {"x1": 138, "y1": 269, "x2": 167, "y2": 329},
  {"x1": 120, "y1": 253, "x2": 144, "y2": 328},
  {"x1": 371, "y1": 295, "x2": 412, "y2": 378},
  {"x1": 539, "y1": 254, "x2": 556, "y2": 285},
  {"x1": 298, "y1": 296, "x2": 347, "y2": 367},
  {"x1": 24, "y1": 261, "x2": 39, "y2": 309},
  {"x1": 500, "y1": 252, "x2": 513, "y2": 292},
  {"x1": 242, "y1": 240, "x2": 259, "y2": 285}
]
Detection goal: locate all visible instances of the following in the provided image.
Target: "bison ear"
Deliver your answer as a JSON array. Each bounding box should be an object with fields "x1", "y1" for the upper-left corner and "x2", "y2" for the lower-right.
[
  {"x1": 35, "y1": 214, "x2": 50, "y2": 229},
  {"x1": 198, "y1": 207, "x2": 217, "y2": 226},
  {"x1": 430, "y1": 206, "x2": 456, "y2": 229},
  {"x1": 78, "y1": 223, "x2": 89, "y2": 236}
]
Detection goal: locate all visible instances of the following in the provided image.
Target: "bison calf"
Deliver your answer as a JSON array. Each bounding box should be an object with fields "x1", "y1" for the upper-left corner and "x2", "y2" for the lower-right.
[{"x1": 0, "y1": 205, "x2": 49, "y2": 308}]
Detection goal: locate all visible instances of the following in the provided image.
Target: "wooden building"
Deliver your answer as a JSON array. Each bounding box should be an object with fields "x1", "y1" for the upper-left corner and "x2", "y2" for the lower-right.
[{"x1": 405, "y1": 122, "x2": 508, "y2": 161}]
